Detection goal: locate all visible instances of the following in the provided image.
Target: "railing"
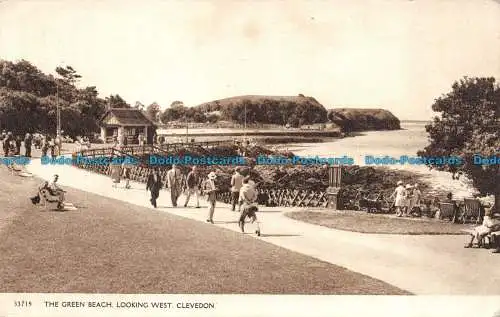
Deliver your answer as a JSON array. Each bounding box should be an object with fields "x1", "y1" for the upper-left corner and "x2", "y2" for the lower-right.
[
  {"x1": 77, "y1": 140, "x2": 234, "y2": 158},
  {"x1": 216, "y1": 188, "x2": 328, "y2": 207}
]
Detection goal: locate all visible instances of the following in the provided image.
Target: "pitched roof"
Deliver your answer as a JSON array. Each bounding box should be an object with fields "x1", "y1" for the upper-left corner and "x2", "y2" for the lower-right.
[{"x1": 101, "y1": 108, "x2": 154, "y2": 126}]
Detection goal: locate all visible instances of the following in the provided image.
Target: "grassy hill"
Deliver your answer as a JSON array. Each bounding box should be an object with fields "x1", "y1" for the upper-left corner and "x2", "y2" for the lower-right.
[
  {"x1": 194, "y1": 94, "x2": 328, "y2": 127},
  {"x1": 196, "y1": 94, "x2": 322, "y2": 108}
]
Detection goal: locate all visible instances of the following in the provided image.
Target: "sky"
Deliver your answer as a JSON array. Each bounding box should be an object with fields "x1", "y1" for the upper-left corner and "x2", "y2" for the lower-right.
[{"x1": 1, "y1": 0, "x2": 499, "y2": 120}]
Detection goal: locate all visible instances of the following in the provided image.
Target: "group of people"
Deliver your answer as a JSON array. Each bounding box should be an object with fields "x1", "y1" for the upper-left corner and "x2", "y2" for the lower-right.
[
  {"x1": 1, "y1": 130, "x2": 34, "y2": 157},
  {"x1": 110, "y1": 163, "x2": 261, "y2": 235},
  {"x1": 390, "y1": 181, "x2": 423, "y2": 217},
  {"x1": 1, "y1": 130, "x2": 64, "y2": 158},
  {"x1": 390, "y1": 180, "x2": 499, "y2": 253}
]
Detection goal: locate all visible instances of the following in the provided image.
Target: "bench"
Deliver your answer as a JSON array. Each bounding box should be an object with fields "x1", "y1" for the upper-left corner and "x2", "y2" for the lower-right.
[
  {"x1": 438, "y1": 202, "x2": 457, "y2": 222},
  {"x1": 461, "y1": 228, "x2": 500, "y2": 248},
  {"x1": 491, "y1": 231, "x2": 500, "y2": 249},
  {"x1": 39, "y1": 188, "x2": 63, "y2": 210},
  {"x1": 39, "y1": 188, "x2": 77, "y2": 211},
  {"x1": 460, "y1": 198, "x2": 483, "y2": 224}
]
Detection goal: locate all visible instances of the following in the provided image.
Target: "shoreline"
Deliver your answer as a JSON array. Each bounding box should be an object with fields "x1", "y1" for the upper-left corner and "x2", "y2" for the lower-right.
[{"x1": 157, "y1": 130, "x2": 343, "y2": 137}]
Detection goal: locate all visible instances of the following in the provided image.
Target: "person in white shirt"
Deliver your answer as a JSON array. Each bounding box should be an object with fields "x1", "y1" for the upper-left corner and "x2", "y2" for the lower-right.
[
  {"x1": 465, "y1": 205, "x2": 500, "y2": 248},
  {"x1": 167, "y1": 164, "x2": 183, "y2": 207},
  {"x1": 204, "y1": 172, "x2": 218, "y2": 224},
  {"x1": 47, "y1": 174, "x2": 66, "y2": 209},
  {"x1": 390, "y1": 181, "x2": 406, "y2": 217},
  {"x1": 230, "y1": 167, "x2": 244, "y2": 212}
]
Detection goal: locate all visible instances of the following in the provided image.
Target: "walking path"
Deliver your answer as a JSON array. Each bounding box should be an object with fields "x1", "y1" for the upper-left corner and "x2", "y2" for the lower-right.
[{"x1": 26, "y1": 160, "x2": 500, "y2": 295}]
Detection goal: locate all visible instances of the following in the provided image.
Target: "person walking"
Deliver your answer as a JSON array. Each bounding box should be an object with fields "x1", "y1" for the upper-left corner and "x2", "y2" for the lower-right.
[
  {"x1": 184, "y1": 166, "x2": 201, "y2": 208},
  {"x1": 41, "y1": 136, "x2": 48, "y2": 157},
  {"x1": 238, "y1": 178, "x2": 261, "y2": 236},
  {"x1": 167, "y1": 164, "x2": 182, "y2": 207},
  {"x1": 390, "y1": 181, "x2": 406, "y2": 217},
  {"x1": 2, "y1": 132, "x2": 12, "y2": 156},
  {"x1": 204, "y1": 171, "x2": 218, "y2": 224},
  {"x1": 24, "y1": 133, "x2": 32, "y2": 157},
  {"x1": 15, "y1": 135, "x2": 22, "y2": 155},
  {"x1": 49, "y1": 136, "x2": 56, "y2": 158},
  {"x1": 146, "y1": 169, "x2": 163, "y2": 208},
  {"x1": 122, "y1": 159, "x2": 132, "y2": 189},
  {"x1": 230, "y1": 167, "x2": 244, "y2": 212},
  {"x1": 110, "y1": 156, "x2": 122, "y2": 188}
]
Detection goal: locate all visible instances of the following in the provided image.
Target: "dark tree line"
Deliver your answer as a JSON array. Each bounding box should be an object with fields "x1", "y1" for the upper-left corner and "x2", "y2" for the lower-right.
[{"x1": 0, "y1": 59, "x2": 130, "y2": 137}]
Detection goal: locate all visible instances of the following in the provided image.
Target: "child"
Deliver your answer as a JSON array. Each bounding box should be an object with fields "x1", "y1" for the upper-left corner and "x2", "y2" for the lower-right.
[
  {"x1": 238, "y1": 178, "x2": 261, "y2": 236},
  {"x1": 464, "y1": 206, "x2": 500, "y2": 248}
]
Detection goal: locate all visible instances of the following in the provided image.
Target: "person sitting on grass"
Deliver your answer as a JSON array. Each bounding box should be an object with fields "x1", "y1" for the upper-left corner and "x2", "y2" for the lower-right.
[
  {"x1": 464, "y1": 205, "x2": 500, "y2": 248},
  {"x1": 422, "y1": 197, "x2": 440, "y2": 218}
]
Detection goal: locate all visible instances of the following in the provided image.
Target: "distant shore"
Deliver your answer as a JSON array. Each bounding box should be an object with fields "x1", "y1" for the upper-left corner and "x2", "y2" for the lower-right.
[{"x1": 156, "y1": 128, "x2": 342, "y2": 138}]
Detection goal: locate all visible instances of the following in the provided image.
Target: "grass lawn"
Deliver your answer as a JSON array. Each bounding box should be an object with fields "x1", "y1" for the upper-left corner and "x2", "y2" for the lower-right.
[
  {"x1": 0, "y1": 167, "x2": 409, "y2": 294},
  {"x1": 286, "y1": 210, "x2": 471, "y2": 235}
]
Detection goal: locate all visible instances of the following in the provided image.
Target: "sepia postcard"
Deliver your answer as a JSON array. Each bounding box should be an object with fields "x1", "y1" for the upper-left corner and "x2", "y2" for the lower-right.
[{"x1": 0, "y1": 0, "x2": 499, "y2": 316}]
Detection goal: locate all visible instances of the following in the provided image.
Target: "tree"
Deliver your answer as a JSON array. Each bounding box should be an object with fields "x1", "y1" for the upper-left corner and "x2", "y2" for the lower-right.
[
  {"x1": 170, "y1": 100, "x2": 184, "y2": 108},
  {"x1": 55, "y1": 65, "x2": 81, "y2": 85},
  {"x1": 418, "y1": 77, "x2": 500, "y2": 209},
  {"x1": 146, "y1": 102, "x2": 161, "y2": 122},
  {"x1": 134, "y1": 101, "x2": 145, "y2": 110},
  {"x1": 106, "y1": 94, "x2": 130, "y2": 108},
  {"x1": 206, "y1": 113, "x2": 219, "y2": 124}
]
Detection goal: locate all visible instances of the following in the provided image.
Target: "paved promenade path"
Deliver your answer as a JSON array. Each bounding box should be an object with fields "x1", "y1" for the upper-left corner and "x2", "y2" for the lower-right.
[{"x1": 26, "y1": 160, "x2": 500, "y2": 295}]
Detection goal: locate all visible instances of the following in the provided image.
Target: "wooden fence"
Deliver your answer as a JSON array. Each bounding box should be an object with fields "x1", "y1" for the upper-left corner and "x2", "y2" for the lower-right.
[
  {"x1": 76, "y1": 140, "x2": 234, "y2": 159},
  {"x1": 216, "y1": 188, "x2": 328, "y2": 208}
]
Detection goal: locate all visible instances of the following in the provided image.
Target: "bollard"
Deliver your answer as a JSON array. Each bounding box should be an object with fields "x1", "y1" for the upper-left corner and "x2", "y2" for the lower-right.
[{"x1": 327, "y1": 165, "x2": 342, "y2": 210}]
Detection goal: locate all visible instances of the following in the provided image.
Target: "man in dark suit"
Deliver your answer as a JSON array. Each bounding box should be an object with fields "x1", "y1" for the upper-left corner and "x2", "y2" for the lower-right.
[
  {"x1": 146, "y1": 169, "x2": 163, "y2": 208},
  {"x1": 24, "y1": 133, "x2": 32, "y2": 157}
]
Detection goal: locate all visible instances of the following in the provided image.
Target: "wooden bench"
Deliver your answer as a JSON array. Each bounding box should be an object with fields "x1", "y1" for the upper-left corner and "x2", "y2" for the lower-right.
[
  {"x1": 461, "y1": 198, "x2": 482, "y2": 224},
  {"x1": 438, "y1": 202, "x2": 457, "y2": 222},
  {"x1": 461, "y1": 228, "x2": 500, "y2": 248},
  {"x1": 490, "y1": 231, "x2": 500, "y2": 249},
  {"x1": 39, "y1": 188, "x2": 76, "y2": 211},
  {"x1": 39, "y1": 188, "x2": 63, "y2": 210}
]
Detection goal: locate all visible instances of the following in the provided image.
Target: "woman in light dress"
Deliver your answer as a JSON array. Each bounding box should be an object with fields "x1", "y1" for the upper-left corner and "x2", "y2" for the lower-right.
[
  {"x1": 409, "y1": 183, "x2": 422, "y2": 216},
  {"x1": 403, "y1": 184, "x2": 413, "y2": 216},
  {"x1": 110, "y1": 156, "x2": 122, "y2": 188},
  {"x1": 390, "y1": 181, "x2": 406, "y2": 217}
]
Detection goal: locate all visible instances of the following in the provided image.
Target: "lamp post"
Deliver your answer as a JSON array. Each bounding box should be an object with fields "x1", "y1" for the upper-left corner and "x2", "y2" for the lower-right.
[
  {"x1": 185, "y1": 115, "x2": 189, "y2": 143},
  {"x1": 56, "y1": 80, "x2": 61, "y2": 137}
]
